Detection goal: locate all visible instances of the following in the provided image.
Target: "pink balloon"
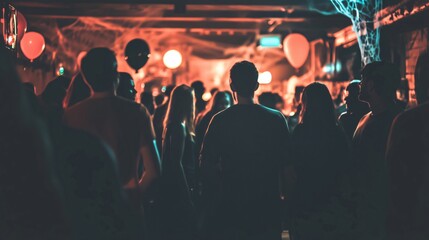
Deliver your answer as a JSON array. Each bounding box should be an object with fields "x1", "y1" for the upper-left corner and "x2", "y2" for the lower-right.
[
  {"x1": 20, "y1": 32, "x2": 45, "y2": 61},
  {"x1": 17, "y1": 12, "x2": 27, "y2": 41},
  {"x1": 283, "y1": 33, "x2": 310, "y2": 69}
]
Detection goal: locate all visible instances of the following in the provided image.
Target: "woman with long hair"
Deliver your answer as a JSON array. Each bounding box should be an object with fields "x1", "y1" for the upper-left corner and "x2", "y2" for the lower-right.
[
  {"x1": 159, "y1": 84, "x2": 197, "y2": 239},
  {"x1": 289, "y1": 82, "x2": 350, "y2": 240}
]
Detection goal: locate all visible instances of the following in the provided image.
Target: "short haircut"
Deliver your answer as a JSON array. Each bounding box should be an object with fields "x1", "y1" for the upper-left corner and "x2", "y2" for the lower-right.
[
  {"x1": 230, "y1": 61, "x2": 259, "y2": 97},
  {"x1": 80, "y1": 48, "x2": 118, "y2": 92},
  {"x1": 361, "y1": 61, "x2": 400, "y2": 99}
]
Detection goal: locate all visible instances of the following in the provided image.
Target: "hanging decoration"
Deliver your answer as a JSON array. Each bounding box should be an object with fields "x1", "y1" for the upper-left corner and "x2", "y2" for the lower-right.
[
  {"x1": 330, "y1": 0, "x2": 382, "y2": 65},
  {"x1": 17, "y1": 12, "x2": 27, "y2": 41},
  {"x1": 20, "y1": 31, "x2": 45, "y2": 62},
  {"x1": 283, "y1": 33, "x2": 310, "y2": 69},
  {"x1": 124, "y1": 38, "x2": 150, "y2": 73}
]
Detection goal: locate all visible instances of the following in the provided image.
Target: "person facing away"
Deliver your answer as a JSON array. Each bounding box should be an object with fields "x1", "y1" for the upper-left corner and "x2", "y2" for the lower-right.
[
  {"x1": 191, "y1": 80, "x2": 207, "y2": 115},
  {"x1": 386, "y1": 51, "x2": 429, "y2": 240},
  {"x1": 288, "y1": 82, "x2": 350, "y2": 240},
  {"x1": 40, "y1": 77, "x2": 142, "y2": 240},
  {"x1": 153, "y1": 84, "x2": 175, "y2": 151},
  {"x1": 63, "y1": 73, "x2": 91, "y2": 109},
  {"x1": 352, "y1": 61, "x2": 403, "y2": 240},
  {"x1": 158, "y1": 84, "x2": 198, "y2": 240},
  {"x1": 117, "y1": 72, "x2": 137, "y2": 102},
  {"x1": 200, "y1": 61, "x2": 291, "y2": 240},
  {"x1": 63, "y1": 47, "x2": 161, "y2": 211},
  {"x1": 0, "y1": 47, "x2": 71, "y2": 240},
  {"x1": 140, "y1": 92, "x2": 155, "y2": 115},
  {"x1": 338, "y1": 80, "x2": 370, "y2": 141}
]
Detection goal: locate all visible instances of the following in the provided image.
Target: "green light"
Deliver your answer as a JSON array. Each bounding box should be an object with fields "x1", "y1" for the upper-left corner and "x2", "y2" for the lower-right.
[
  {"x1": 59, "y1": 67, "x2": 65, "y2": 76},
  {"x1": 259, "y1": 35, "x2": 282, "y2": 48}
]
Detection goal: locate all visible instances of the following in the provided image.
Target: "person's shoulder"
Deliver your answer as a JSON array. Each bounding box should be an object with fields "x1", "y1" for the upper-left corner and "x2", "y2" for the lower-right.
[{"x1": 393, "y1": 103, "x2": 429, "y2": 127}]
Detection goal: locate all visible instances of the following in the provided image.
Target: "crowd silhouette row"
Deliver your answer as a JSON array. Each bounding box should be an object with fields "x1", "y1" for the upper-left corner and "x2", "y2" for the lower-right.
[{"x1": 1, "y1": 46, "x2": 428, "y2": 240}]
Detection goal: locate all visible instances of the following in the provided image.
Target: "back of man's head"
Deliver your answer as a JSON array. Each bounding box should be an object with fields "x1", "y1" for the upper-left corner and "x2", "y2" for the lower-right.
[
  {"x1": 230, "y1": 61, "x2": 259, "y2": 98},
  {"x1": 81, "y1": 48, "x2": 118, "y2": 92},
  {"x1": 361, "y1": 61, "x2": 400, "y2": 100}
]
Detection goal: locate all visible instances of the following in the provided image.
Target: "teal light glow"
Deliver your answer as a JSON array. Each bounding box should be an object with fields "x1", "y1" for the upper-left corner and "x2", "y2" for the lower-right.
[{"x1": 259, "y1": 35, "x2": 282, "y2": 48}]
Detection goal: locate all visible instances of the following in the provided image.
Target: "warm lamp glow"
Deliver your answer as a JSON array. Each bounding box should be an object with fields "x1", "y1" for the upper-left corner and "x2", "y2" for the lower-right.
[
  {"x1": 202, "y1": 92, "x2": 212, "y2": 101},
  {"x1": 258, "y1": 71, "x2": 272, "y2": 84},
  {"x1": 163, "y1": 50, "x2": 182, "y2": 69}
]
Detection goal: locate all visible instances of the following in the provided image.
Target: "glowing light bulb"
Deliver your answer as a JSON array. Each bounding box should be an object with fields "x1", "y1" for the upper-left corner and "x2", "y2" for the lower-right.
[
  {"x1": 202, "y1": 92, "x2": 212, "y2": 101},
  {"x1": 258, "y1": 71, "x2": 272, "y2": 84},
  {"x1": 163, "y1": 50, "x2": 182, "y2": 69}
]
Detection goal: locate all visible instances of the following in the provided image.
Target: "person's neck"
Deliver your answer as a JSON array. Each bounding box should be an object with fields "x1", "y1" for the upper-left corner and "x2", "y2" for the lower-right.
[
  {"x1": 236, "y1": 94, "x2": 255, "y2": 105},
  {"x1": 369, "y1": 97, "x2": 394, "y2": 115},
  {"x1": 91, "y1": 91, "x2": 115, "y2": 98}
]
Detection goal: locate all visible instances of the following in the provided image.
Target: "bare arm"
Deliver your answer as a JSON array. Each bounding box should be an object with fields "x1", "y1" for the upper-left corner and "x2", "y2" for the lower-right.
[{"x1": 139, "y1": 140, "x2": 161, "y2": 192}]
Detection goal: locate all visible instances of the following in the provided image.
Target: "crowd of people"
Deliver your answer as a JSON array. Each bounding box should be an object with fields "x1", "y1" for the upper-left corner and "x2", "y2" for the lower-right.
[{"x1": 1, "y1": 45, "x2": 428, "y2": 240}]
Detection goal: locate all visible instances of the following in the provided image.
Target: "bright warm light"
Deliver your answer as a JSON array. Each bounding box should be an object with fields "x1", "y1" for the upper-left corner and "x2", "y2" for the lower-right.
[
  {"x1": 202, "y1": 92, "x2": 212, "y2": 101},
  {"x1": 258, "y1": 71, "x2": 272, "y2": 84},
  {"x1": 163, "y1": 50, "x2": 182, "y2": 69}
]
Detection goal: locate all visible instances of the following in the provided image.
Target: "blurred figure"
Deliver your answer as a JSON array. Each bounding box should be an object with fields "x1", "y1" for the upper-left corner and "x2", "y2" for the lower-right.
[
  {"x1": 159, "y1": 85, "x2": 198, "y2": 240},
  {"x1": 289, "y1": 82, "x2": 350, "y2": 240},
  {"x1": 258, "y1": 92, "x2": 277, "y2": 110},
  {"x1": 0, "y1": 47, "x2": 70, "y2": 240},
  {"x1": 41, "y1": 76, "x2": 140, "y2": 240},
  {"x1": 386, "y1": 51, "x2": 429, "y2": 240},
  {"x1": 352, "y1": 61, "x2": 403, "y2": 240},
  {"x1": 140, "y1": 92, "x2": 154, "y2": 115},
  {"x1": 63, "y1": 73, "x2": 91, "y2": 109},
  {"x1": 338, "y1": 80, "x2": 370, "y2": 141},
  {"x1": 196, "y1": 91, "x2": 232, "y2": 152},
  {"x1": 191, "y1": 80, "x2": 206, "y2": 115},
  {"x1": 200, "y1": 61, "x2": 291, "y2": 240},
  {"x1": 117, "y1": 72, "x2": 137, "y2": 101},
  {"x1": 154, "y1": 93, "x2": 166, "y2": 108},
  {"x1": 63, "y1": 48, "x2": 161, "y2": 214},
  {"x1": 153, "y1": 84, "x2": 175, "y2": 152}
]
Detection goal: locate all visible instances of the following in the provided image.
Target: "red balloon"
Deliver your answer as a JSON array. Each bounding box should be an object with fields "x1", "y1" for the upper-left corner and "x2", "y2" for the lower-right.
[
  {"x1": 20, "y1": 32, "x2": 45, "y2": 61},
  {"x1": 283, "y1": 33, "x2": 310, "y2": 69},
  {"x1": 17, "y1": 12, "x2": 27, "y2": 41}
]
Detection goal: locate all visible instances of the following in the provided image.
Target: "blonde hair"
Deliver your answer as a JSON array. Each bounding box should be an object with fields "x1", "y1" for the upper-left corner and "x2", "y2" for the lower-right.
[{"x1": 164, "y1": 84, "x2": 195, "y2": 135}]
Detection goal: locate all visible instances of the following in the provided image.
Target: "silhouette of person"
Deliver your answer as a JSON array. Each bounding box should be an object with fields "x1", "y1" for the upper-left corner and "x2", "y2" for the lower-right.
[
  {"x1": 63, "y1": 48, "x2": 161, "y2": 213},
  {"x1": 191, "y1": 80, "x2": 207, "y2": 115},
  {"x1": 153, "y1": 84, "x2": 175, "y2": 152},
  {"x1": 338, "y1": 80, "x2": 370, "y2": 141},
  {"x1": 40, "y1": 77, "x2": 142, "y2": 240},
  {"x1": 158, "y1": 84, "x2": 198, "y2": 240},
  {"x1": 140, "y1": 92, "x2": 155, "y2": 115},
  {"x1": 0, "y1": 47, "x2": 71, "y2": 240},
  {"x1": 63, "y1": 73, "x2": 91, "y2": 109},
  {"x1": 117, "y1": 72, "x2": 137, "y2": 101},
  {"x1": 386, "y1": 51, "x2": 429, "y2": 240},
  {"x1": 352, "y1": 61, "x2": 403, "y2": 240},
  {"x1": 200, "y1": 61, "x2": 291, "y2": 240},
  {"x1": 288, "y1": 82, "x2": 350, "y2": 240},
  {"x1": 154, "y1": 93, "x2": 166, "y2": 108}
]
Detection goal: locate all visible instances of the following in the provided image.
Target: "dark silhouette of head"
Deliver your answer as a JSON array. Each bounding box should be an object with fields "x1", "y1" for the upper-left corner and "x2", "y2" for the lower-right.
[
  {"x1": 415, "y1": 51, "x2": 429, "y2": 104},
  {"x1": 360, "y1": 61, "x2": 399, "y2": 103},
  {"x1": 63, "y1": 73, "x2": 91, "y2": 109},
  {"x1": 116, "y1": 72, "x2": 137, "y2": 101},
  {"x1": 258, "y1": 92, "x2": 277, "y2": 109},
  {"x1": 80, "y1": 47, "x2": 118, "y2": 93},
  {"x1": 191, "y1": 80, "x2": 205, "y2": 99},
  {"x1": 42, "y1": 76, "x2": 71, "y2": 108},
  {"x1": 164, "y1": 84, "x2": 195, "y2": 134},
  {"x1": 154, "y1": 93, "x2": 166, "y2": 107},
  {"x1": 229, "y1": 61, "x2": 259, "y2": 98},
  {"x1": 300, "y1": 82, "x2": 336, "y2": 127},
  {"x1": 164, "y1": 84, "x2": 176, "y2": 99},
  {"x1": 210, "y1": 91, "x2": 232, "y2": 112},
  {"x1": 140, "y1": 92, "x2": 154, "y2": 115},
  {"x1": 344, "y1": 79, "x2": 362, "y2": 109}
]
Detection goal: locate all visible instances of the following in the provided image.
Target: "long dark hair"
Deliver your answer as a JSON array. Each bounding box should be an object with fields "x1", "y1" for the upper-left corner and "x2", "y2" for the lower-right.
[
  {"x1": 164, "y1": 84, "x2": 195, "y2": 135},
  {"x1": 300, "y1": 82, "x2": 337, "y2": 128}
]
